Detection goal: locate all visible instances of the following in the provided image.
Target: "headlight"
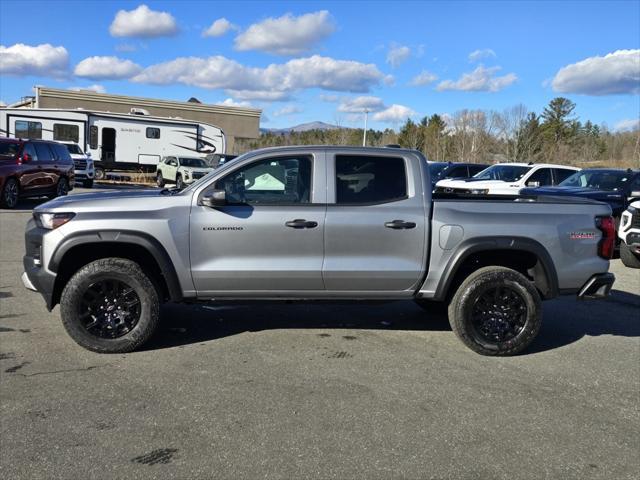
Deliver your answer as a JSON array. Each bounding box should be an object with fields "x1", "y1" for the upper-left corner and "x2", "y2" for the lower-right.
[
  {"x1": 469, "y1": 189, "x2": 489, "y2": 195},
  {"x1": 34, "y1": 212, "x2": 75, "y2": 229}
]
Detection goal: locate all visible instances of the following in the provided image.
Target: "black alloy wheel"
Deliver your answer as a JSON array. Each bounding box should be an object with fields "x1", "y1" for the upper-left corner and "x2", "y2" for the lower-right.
[{"x1": 470, "y1": 286, "x2": 527, "y2": 344}]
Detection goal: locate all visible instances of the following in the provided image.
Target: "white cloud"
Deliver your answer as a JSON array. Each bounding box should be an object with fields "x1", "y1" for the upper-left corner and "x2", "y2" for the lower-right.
[
  {"x1": 319, "y1": 94, "x2": 340, "y2": 102},
  {"x1": 338, "y1": 96, "x2": 385, "y2": 113},
  {"x1": 410, "y1": 70, "x2": 438, "y2": 86},
  {"x1": 69, "y1": 84, "x2": 106, "y2": 93},
  {"x1": 614, "y1": 118, "x2": 640, "y2": 132},
  {"x1": 468, "y1": 49, "x2": 496, "y2": 62},
  {"x1": 373, "y1": 104, "x2": 416, "y2": 123},
  {"x1": 74, "y1": 56, "x2": 142, "y2": 79},
  {"x1": 132, "y1": 55, "x2": 384, "y2": 100},
  {"x1": 273, "y1": 105, "x2": 303, "y2": 116},
  {"x1": 109, "y1": 4, "x2": 178, "y2": 38},
  {"x1": 436, "y1": 65, "x2": 517, "y2": 92},
  {"x1": 552, "y1": 49, "x2": 640, "y2": 96},
  {"x1": 234, "y1": 10, "x2": 335, "y2": 55},
  {"x1": 386, "y1": 45, "x2": 411, "y2": 68},
  {"x1": 0, "y1": 43, "x2": 68, "y2": 77},
  {"x1": 203, "y1": 18, "x2": 237, "y2": 37},
  {"x1": 217, "y1": 98, "x2": 253, "y2": 108}
]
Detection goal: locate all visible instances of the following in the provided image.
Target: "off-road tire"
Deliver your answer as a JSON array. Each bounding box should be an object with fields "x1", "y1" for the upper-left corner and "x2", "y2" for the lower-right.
[
  {"x1": 1, "y1": 177, "x2": 19, "y2": 209},
  {"x1": 448, "y1": 266, "x2": 542, "y2": 356},
  {"x1": 60, "y1": 258, "x2": 160, "y2": 353},
  {"x1": 156, "y1": 172, "x2": 165, "y2": 188},
  {"x1": 83, "y1": 179, "x2": 94, "y2": 188},
  {"x1": 620, "y1": 241, "x2": 640, "y2": 269},
  {"x1": 176, "y1": 174, "x2": 184, "y2": 190}
]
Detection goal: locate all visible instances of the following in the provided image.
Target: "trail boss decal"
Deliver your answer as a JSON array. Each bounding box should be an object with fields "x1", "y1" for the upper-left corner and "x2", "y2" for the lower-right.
[{"x1": 570, "y1": 232, "x2": 597, "y2": 240}]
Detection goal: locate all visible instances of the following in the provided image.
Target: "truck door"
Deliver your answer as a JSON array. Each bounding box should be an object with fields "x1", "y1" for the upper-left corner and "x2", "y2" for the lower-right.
[
  {"x1": 190, "y1": 152, "x2": 326, "y2": 294},
  {"x1": 323, "y1": 153, "x2": 427, "y2": 294}
]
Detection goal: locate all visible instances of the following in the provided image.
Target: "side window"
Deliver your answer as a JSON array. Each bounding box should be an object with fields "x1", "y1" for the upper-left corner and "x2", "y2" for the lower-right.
[
  {"x1": 215, "y1": 156, "x2": 312, "y2": 205},
  {"x1": 89, "y1": 126, "x2": 98, "y2": 149},
  {"x1": 15, "y1": 121, "x2": 42, "y2": 139},
  {"x1": 554, "y1": 168, "x2": 576, "y2": 184},
  {"x1": 168, "y1": 157, "x2": 177, "y2": 166},
  {"x1": 53, "y1": 124, "x2": 79, "y2": 142},
  {"x1": 335, "y1": 155, "x2": 407, "y2": 204},
  {"x1": 526, "y1": 168, "x2": 553, "y2": 186},
  {"x1": 22, "y1": 143, "x2": 38, "y2": 161},
  {"x1": 33, "y1": 143, "x2": 53, "y2": 162},
  {"x1": 146, "y1": 127, "x2": 160, "y2": 139}
]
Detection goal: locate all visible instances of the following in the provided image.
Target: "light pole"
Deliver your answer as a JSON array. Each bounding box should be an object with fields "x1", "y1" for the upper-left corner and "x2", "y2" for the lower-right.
[{"x1": 362, "y1": 109, "x2": 369, "y2": 146}]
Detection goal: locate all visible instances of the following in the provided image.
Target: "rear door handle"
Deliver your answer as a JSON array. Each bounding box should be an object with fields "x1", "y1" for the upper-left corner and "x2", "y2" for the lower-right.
[
  {"x1": 384, "y1": 219, "x2": 416, "y2": 229},
  {"x1": 285, "y1": 219, "x2": 318, "y2": 229}
]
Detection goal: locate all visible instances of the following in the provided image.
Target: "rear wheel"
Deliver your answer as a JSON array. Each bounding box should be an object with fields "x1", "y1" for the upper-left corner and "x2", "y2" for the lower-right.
[
  {"x1": 156, "y1": 171, "x2": 165, "y2": 188},
  {"x1": 60, "y1": 258, "x2": 160, "y2": 353},
  {"x1": 448, "y1": 266, "x2": 542, "y2": 356},
  {"x1": 620, "y1": 241, "x2": 640, "y2": 268},
  {"x1": 49, "y1": 177, "x2": 69, "y2": 199},
  {"x1": 94, "y1": 166, "x2": 105, "y2": 180},
  {"x1": 176, "y1": 174, "x2": 184, "y2": 190},
  {"x1": 1, "y1": 178, "x2": 19, "y2": 209}
]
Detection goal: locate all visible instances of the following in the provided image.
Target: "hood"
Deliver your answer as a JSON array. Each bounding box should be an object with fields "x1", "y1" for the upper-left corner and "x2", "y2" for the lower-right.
[{"x1": 35, "y1": 188, "x2": 176, "y2": 212}]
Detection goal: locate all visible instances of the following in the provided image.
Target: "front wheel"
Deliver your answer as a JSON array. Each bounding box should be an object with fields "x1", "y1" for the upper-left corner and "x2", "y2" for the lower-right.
[
  {"x1": 176, "y1": 174, "x2": 184, "y2": 190},
  {"x1": 620, "y1": 241, "x2": 640, "y2": 268},
  {"x1": 60, "y1": 258, "x2": 160, "y2": 353},
  {"x1": 1, "y1": 177, "x2": 19, "y2": 209},
  {"x1": 94, "y1": 166, "x2": 105, "y2": 180},
  {"x1": 448, "y1": 266, "x2": 542, "y2": 356}
]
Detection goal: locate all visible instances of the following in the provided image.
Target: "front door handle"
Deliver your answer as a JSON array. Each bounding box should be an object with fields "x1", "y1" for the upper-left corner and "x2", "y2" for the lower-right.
[
  {"x1": 384, "y1": 219, "x2": 416, "y2": 229},
  {"x1": 285, "y1": 219, "x2": 318, "y2": 229}
]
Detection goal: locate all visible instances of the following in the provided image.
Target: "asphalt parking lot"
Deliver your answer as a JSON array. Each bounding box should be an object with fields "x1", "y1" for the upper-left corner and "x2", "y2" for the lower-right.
[{"x1": 1, "y1": 186, "x2": 639, "y2": 480}]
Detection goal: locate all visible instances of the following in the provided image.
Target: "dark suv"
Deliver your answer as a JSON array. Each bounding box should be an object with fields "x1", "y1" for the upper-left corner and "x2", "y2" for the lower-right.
[{"x1": 0, "y1": 138, "x2": 75, "y2": 209}]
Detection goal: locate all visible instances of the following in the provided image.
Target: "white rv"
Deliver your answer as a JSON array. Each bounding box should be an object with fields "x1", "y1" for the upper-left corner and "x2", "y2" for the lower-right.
[{"x1": 0, "y1": 108, "x2": 225, "y2": 179}]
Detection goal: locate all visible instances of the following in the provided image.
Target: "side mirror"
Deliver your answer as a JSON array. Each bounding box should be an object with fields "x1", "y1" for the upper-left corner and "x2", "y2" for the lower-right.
[
  {"x1": 200, "y1": 189, "x2": 226, "y2": 207},
  {"x1": 86, "y1": 152, "x2": 91, "y2": 157},
  {"x1": 527, "y1": 181, "x2": 540, "y2": 187}
]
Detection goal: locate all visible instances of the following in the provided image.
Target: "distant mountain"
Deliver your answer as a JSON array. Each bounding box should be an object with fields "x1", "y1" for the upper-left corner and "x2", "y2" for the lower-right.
[{"x1": 261, "y1": 121, "x2": 340, "y2": 134}]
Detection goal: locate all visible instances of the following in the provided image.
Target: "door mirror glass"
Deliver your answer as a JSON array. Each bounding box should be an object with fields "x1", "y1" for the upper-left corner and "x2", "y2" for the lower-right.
[{"x1": 201, "y1": 189, "x2": 226, "y2": 207}]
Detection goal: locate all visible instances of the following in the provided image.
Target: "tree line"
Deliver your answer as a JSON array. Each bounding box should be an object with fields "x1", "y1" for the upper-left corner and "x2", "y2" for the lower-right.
[{"x1": 237, "y1": 97, "x2": 639, "y2": 168}]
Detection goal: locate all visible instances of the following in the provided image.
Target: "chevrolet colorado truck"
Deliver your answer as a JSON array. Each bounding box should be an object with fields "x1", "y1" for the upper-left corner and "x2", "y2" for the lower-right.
[{"x1": 22, "y1": 146, "x2": 616, "y2": 356}]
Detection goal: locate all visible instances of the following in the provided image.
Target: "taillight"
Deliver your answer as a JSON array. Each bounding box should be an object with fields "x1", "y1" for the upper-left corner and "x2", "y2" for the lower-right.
[{"x1": 596, "y1": 216, "x2": 615, "y2": 259}]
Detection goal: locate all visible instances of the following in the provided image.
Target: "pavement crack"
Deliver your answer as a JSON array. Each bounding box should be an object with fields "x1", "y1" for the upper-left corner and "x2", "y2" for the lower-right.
[{"x1": 14, "y1": 364, "x2": 110, "y2": 377}]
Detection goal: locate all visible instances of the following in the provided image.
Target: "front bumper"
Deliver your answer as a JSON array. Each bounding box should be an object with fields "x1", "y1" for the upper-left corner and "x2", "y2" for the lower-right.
[
  {"x1": 577, "y1": 273, "x2": 615, "y2": 300},
  {"x1": 74, "y1": 168, "x2": 95, "y2": 181},
  {"x1": 23, "y1": 219, "x2": 57, "y2": 310}
]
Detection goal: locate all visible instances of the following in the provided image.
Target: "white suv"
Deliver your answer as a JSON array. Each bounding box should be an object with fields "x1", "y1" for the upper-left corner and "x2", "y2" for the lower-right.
[
  {"x1": 619, "y1": 200, "x2": 640, "y2": 268},
  {"x1": 62, "y1": 142, "x2": 94, "y2": 188},
  {"x1": 434, "y1": 163, "x2": 579, "y2": 195},
  {"x1": 156, "y1": 156, "x2": 213, "y2": 189}
]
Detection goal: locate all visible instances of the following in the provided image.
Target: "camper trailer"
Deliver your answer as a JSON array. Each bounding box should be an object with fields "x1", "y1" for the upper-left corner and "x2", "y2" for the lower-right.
[{"x1": 0, "y1": 108, "x2": 225, "y2": 179}]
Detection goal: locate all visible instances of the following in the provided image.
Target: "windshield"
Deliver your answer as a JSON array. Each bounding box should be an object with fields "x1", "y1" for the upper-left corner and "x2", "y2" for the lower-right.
[
  {"x1": 474, "y1": 165, "x2": 532, "y2": 182},
  {"x1": 559, "y1": 170, "x2": 632, "y2": 191},
  {"x1": 0, "y1": 142, "x2": 20, "y2": 159},
  {"x1": 65, "y1": 144, "x2": 84, "y2": 155},
  {"x1": 428, "y1": 163, "x2": 449, "y2": 181},
  {"x1": 179, "y1": 157, "x2": 208, "y2": 168}
]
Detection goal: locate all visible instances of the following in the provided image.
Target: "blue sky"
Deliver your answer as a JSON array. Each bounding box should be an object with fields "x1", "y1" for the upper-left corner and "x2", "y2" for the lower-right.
[{"x1": 1, "y1": 0, "x2": 639, "y2": 131}]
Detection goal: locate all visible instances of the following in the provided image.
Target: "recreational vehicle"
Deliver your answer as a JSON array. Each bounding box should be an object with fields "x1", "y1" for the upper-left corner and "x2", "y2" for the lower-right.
[{"x1": 0, "y1": 108, "x2": 225, "y2": 179}]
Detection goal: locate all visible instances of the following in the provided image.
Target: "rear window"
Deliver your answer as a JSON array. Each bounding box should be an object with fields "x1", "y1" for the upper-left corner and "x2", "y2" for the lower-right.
[
  {"x1": 335, "y1": 155, "x2": 407, "y2": 204},
  {"x1": 0, "y1": 142, "x2": 20, "y2": 159}
]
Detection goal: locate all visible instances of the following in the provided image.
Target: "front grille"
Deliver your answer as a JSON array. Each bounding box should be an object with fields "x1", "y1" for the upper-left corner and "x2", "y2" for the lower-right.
[
  {"x1": 631, "y1": 211, "x2": 640, "y2": 228},
  {"x1": 74, "y1": 159, "x2": 87, "y2": 169}
]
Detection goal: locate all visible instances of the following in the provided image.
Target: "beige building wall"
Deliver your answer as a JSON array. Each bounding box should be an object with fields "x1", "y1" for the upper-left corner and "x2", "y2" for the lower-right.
[{"x1": 35, "y1": 87, "x2": 262, "y2": 154}]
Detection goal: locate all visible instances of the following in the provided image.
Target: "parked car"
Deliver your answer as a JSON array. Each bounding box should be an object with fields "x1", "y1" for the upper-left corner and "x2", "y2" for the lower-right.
[
  {"x1": 428, "y1": 161, "x2": 490, "y2": 187},
  {"x1": 520, "y1": 169, "x2": 640, "y2": 220},
  {"x1": 62, "y1": 142, "x2": 94, "y2": 188},
  {"x1": 23, "y1": 146, "x2": 614, "y2": 356},
  {"x1": 618, "y1": 201, "x2": 640, "y2": 268},
  {"x1": 0, "y1": 138, "x2": 74, "y2": 209},
  {"x1": 434, "y1": 163, "x2": 579, "y2": 195},
  {"x1": 156, "y1": 156, "x2": 214, "y2": 189}
]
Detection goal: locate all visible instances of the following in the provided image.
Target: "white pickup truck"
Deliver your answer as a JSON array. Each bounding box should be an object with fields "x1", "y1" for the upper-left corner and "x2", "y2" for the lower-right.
[{"x1": 435, "y1": 163, "x2": 579, "y2": 195}]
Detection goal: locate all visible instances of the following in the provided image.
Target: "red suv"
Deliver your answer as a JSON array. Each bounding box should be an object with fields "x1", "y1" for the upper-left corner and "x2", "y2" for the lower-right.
[{"x1": 0, "y1": 138, "x2": 75, "y2": 208}]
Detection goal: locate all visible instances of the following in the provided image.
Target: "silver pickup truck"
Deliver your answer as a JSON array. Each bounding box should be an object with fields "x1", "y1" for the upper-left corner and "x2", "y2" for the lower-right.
[{"x1": 22, "y1": 146, "x2": 616, "y2": 356}]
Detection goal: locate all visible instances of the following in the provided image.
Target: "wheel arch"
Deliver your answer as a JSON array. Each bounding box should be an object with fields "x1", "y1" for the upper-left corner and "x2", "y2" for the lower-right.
[
  {"x1": 432, "y1": 236, "x2": 559, "y2": 302},
  {"x1": 50, "y1": 231, "x2": 183, "y2": 308}
]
